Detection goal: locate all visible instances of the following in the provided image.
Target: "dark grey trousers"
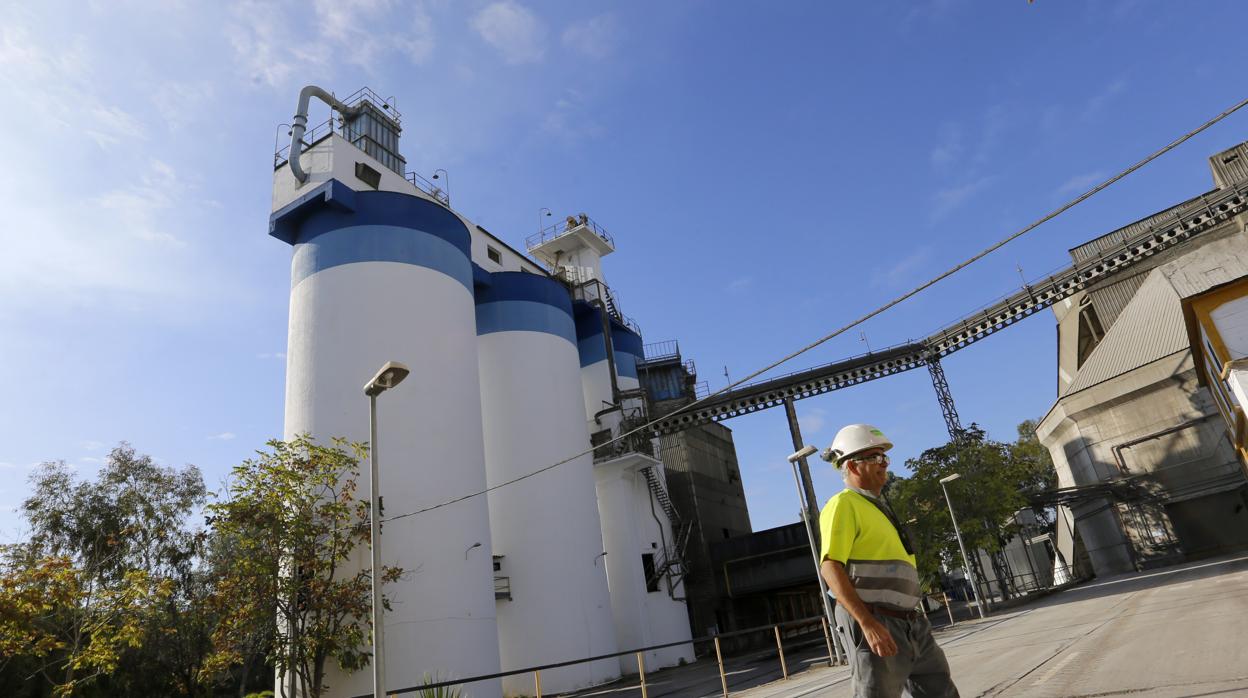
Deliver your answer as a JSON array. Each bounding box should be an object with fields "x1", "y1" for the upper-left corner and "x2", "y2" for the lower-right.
[{"x1": 834, "y1": 605, "x2": 959, "y2": 698}]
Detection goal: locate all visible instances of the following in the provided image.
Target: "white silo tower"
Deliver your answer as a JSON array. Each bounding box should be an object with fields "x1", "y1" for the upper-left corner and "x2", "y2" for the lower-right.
[
  {"x1": 270, "y1": 87, "x2": 502, "y2": 698},
  {"x1": 476, "y1": 271, "x2": 619, "y2": 693},
  {"x1": 528, "y1": 220, "x2": 695, "y2": 675}
]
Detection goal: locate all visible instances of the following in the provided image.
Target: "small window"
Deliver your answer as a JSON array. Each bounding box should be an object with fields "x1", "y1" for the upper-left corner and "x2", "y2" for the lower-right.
[
  {"x1": 1075, "y1": 298, "x2": 1105, "y2": 369},
  {"x1": 487, "y1": 246, "x2": 502, "y2": 264},
  {"x1": 641, "y1": 553, "x2": 659, "y2": 592}
]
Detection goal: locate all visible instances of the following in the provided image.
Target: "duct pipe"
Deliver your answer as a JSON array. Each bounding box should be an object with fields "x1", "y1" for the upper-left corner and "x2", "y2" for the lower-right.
[{"x1": 288, "y1": 85, "x2": 362, "y2": 184}]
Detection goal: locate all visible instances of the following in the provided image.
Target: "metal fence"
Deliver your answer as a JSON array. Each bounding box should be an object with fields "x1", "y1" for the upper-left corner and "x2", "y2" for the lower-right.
[{"x1": 351, "y1": 615, "x2": 841, "y2": 698}]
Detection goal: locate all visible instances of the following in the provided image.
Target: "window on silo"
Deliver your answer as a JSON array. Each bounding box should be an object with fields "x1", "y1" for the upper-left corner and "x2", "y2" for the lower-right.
[
  {"x1": 641, "y1": 553, "x2": 659, "y2": 592},
  {"x1": 487, "y1": 246, "x2": 502, "y2": 264},
  {"x1": 1075, "y1": 297, "x2": 1105, "y2": 369}
]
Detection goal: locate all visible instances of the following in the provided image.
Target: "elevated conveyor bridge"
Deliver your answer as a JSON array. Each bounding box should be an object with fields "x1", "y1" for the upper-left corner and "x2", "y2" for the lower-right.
[{"x1": 653, "y1": 179, "x2": 1248, "y2": 435}]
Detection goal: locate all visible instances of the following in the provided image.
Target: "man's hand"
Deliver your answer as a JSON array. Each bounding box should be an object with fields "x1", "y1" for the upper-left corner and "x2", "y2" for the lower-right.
[{"x1": 861, "y1": 617, "x2": 898, "y2": 657}]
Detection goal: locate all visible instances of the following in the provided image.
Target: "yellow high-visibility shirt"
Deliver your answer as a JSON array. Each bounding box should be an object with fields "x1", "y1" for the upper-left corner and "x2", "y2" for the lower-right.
[{"x1": 819, "y1": 489, "x2": 920, "y2": 611}]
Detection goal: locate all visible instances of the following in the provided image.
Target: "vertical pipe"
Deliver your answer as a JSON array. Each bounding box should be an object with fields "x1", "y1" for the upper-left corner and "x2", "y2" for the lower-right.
[
  {"x1": 534, "y1": 670, "x2": 542, "y2": 698},
  {"x1": 773, "y1": 626, "x2": 789, "y2": 680},
  {"x1": 637, "y1": 652, "x2": 648, "y2": 698},
  {"x1": 943, "y1": 593, "x2": 955, "y2": 627},
  {"x1": 369, "y1": 393, "x2": 387, "y2": 698},
  {"x1": 714, "y1": 636, "x2": 728, "y2": 697}
]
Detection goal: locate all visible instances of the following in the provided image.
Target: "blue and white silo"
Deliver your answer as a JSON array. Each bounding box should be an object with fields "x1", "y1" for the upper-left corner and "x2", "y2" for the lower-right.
[
  {"x1": 475, "y1": 271, "x2": 619, "y2": 693},
  {"x1": 271, "y1": 89, "x2": 502, "y2": 698}
]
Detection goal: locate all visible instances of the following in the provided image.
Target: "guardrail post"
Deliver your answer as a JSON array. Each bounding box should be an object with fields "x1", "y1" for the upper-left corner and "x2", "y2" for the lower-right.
[
  {"x1": 637, "y1": 652, "x2": 648, "y2": 698},
  {"x1": 774, "y1": 626, "x2": 789, "y2": 680},
  {"x1": 821, "y1": 616, "x2": 837, "y2": 667},
  {"x1": 534, "y1": 669, "x2": 542, "y2": 698},
  {"x1": 943, "y1": 592, "x2": 955, "y2": 627},
  {"x1": 714, "y1": 636, "x2": 728, "y2": 697}
]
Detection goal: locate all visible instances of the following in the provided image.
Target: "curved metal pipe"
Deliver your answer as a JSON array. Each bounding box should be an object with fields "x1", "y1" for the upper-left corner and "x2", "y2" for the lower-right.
[{"x1": 288, "y1": 85, "x2": 362, "y2": 184}]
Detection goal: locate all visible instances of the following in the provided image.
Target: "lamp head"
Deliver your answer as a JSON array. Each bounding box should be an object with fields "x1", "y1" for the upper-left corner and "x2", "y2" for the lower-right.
[
  {"x1": 364, "y1": 361, "x2": 411, "y2": 396},
  {"x1": 787, "y1": 445, "x2": 818, "y2": 463},
  {"x1": 939, "y1": 473, "x2": 962, "y2": 484}
]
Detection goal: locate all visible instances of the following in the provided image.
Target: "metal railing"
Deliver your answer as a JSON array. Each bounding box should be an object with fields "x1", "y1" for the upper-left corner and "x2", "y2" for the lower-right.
[
  {"x1": 494, "y1": 575, "x2": 512, "y2": 601},
  {"x1": 642, "y1": 340, "x2": 680, "y2": 362},
  {"x1": 350, "y1": 614, "x2": 840, "y2": 698},
  {"x1": 525, "y1": 214, "x2": 615, "y2": 251},
  {"x1": 405, "y1": 171, "x2": 450, "y2": 206}
]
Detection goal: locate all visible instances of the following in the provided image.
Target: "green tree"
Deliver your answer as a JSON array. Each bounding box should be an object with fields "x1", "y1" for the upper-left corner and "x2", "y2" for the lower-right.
[
  {"x1": 202, "y1": 436, "x2": 401, "y2": 698},
  {"x1": 887, "y1": 423, "x2": 1056, "y2": 599},
  {"x1": 0, "y1": 445, "x2": 210, "y2": 697}
]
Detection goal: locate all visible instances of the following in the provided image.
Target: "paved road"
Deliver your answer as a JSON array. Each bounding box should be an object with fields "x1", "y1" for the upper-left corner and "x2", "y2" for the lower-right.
[
  {"x1": 740, "y1": 552, "x2": 1248, "y2": 697},
  {"x1": 572, "y1": 552, "x2": 1248, "y2": 698}
]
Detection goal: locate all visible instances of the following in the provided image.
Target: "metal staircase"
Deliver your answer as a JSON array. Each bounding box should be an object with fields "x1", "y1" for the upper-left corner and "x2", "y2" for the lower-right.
[{"x1": 642, "y1": 465, "x2": 692, "y2": 598}]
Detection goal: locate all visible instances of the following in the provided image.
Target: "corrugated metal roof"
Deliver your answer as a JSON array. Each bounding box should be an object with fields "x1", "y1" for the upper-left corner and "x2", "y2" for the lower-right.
[
  {"x1": 1069, "y1": 192, "x2": 1209, "y2": 263},
  {"x1": 1211, "y1": 142, "x2": 1248, "y2": 188},
  {"x1": 1063, "y1": 270, "x2": 1188, "y2": 396},
  {"x1": 1088, "y1": 272, "x2": 1148, "y2": 328},
  {"x1": 1162, "y1": 231, "x2": 1248, "y2": 299}
]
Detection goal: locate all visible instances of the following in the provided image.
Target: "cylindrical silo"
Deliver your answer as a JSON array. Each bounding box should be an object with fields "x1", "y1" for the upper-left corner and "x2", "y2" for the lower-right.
[
  {"x1": 277, "y1": 189, "x2": 502, "y2": 698},
  {"x1": 476, "y1": 272, "x2": 619, "y2": 693}
]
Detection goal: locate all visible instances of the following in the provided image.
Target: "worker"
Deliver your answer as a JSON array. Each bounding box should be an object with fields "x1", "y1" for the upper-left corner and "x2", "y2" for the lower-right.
[{"x1": 818, "y1": 424, "x2": 959, "y2": 698}]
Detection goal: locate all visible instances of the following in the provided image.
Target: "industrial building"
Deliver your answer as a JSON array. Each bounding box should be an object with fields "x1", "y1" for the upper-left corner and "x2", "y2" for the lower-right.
[
  {"x1": 268, "y1": 87, "x2": 693, "y2": 698},
  {"x1": 1037, "y1": 141, "x2": 1248, "y2": 577}
]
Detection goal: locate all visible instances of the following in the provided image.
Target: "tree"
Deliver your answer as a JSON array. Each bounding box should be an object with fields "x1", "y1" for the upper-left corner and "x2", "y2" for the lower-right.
[
  {"x1": 887, "y1": 423, "x2": 1057, "y2": 599},
  {"x1": 0, "y1": 445, "x2": 209, "y2": 697},
  {"x1": 202, "y1": 436, "x2": 401, "y2": 698}
]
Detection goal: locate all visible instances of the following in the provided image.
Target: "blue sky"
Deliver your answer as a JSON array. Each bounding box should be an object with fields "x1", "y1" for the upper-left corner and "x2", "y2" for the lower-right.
[{"x1": 2, "y1": 0, "x2": 1247, "y2": 540}]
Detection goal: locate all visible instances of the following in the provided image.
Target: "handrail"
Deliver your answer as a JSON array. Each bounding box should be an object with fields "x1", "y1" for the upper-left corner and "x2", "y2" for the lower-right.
[
  {"x1": 352, "y1": 614, "x2": 829, "y2": 697},
  {"x1": 525, "y1": 214, "x2": 615, "y2": 250}
]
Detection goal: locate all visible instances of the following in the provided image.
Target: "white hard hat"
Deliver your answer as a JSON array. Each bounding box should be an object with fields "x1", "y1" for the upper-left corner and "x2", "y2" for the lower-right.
[{"x1": 820, "y1": 424, "x2": 893, "y2": 469}]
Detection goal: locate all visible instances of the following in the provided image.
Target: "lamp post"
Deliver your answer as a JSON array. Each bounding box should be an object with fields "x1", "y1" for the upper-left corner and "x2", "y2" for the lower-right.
[
  {"x1": 787, "y1": 445, "x2": 846, "y2": 665},
  {"x1": 539, "y1": 207, "x2": 552, "y2": 235},
  {"x1": 432, "y1": 169, "x2": 449, "y2": 204},
  {"x1": 939, "y1": 473, "x2": 986, "y2": 619},
  {"x1": 363, "y1": 361, "x2": 410, "y2": 698}
]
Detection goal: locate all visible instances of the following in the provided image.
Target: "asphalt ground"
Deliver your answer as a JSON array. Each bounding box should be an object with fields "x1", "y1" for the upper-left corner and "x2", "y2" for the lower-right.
[{"x1": 562, "y1": 552, "x2": 1248, "y2": 698}]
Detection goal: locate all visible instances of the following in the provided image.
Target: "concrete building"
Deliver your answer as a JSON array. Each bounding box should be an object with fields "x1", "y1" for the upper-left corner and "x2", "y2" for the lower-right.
[
  {"x1": 1037, "y1": 140, "x2": 1248, "y2": 578},
  {"x1": 637, "y1": 346, "x2": 753, "y2": 639},
  {"x1": 268, "y1": 86, "x2": 691, "y2": 697}
]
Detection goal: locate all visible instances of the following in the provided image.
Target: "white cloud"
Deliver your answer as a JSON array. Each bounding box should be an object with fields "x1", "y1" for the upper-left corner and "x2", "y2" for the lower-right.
[
  {"x1": 209, "y1": 432, "x2": 237, "y2": 441},
  {"x1": 931, "y1": 176, "x2": 994, "y2": 220},
  {"x1": 257, "y1": 352, "x2": 287, "y2": 360},
  {"x1": 562, "y1": 14, "x2": 619, "y2": 60},
  {"x1": 874, "y1": 247, "x2": 930, "y2": 288},
  {"x1": 1055, "y1": 171, "x2": 1106, "y2": 198},
  {"x1": 82, "y1": 440, "x2": 105, "y2": 451},
  {"x1": 726, "y1": 276, "x2": 753, "y2": 293},
  {"x1": 800, "y1": 408, "x2": 829, "y2": 436},
  {"x1": 472, "y1": 1, "x2": 546, "y2": 65},
  {"x1": 929, "y1": 124, "x2": 962, "y2": 169},
  {"x1": 311, "y1": 0, "x2": 435, "y2": 68},
  {"x1": 1082, "y1": 79, "x2": 1127, "y2": 121},
  {"x1": 226, "y1": 0, "x2": 326, "y2": 88},
  {"x1": 542, "y1": 88, "x2": 604, "y2": 144}
]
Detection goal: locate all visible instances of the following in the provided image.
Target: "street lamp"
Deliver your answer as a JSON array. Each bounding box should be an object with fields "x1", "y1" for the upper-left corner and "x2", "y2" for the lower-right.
[
  {"x1": 363, "y1": 361, "x2": 410, "y2": 698},
  {"x1": 431, "y1": 169, "x2": 449, "y2": 204},
  {"x1": 939, "y1": 473, "x2": 986, "y2": 619},
  {"x1": 539, "y1": 207, "x2": 552, "y2": 235},
  {"x1": 787, "y1": 445, "x2": 846, "y2": 665}
]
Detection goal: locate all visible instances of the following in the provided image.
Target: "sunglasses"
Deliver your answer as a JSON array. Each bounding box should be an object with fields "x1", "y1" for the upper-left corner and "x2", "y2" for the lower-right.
[{"x1": 850, "y1": 453, "x2": 890, "y2": 466}]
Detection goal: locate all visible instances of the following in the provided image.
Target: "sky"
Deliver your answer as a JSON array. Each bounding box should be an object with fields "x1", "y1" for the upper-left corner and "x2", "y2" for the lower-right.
[{"x1": 3, "y1": 0, "x2": 1248, "y2": 540}]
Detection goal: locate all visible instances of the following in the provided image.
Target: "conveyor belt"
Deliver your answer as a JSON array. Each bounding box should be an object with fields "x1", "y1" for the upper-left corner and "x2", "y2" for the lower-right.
[{"x1": 652, "y1": 180, "x2": 1248, "y2": 435}]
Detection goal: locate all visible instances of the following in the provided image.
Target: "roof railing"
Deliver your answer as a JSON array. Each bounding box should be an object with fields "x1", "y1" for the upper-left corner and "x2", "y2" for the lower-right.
[{"x1": 525, "y1": 214, "x2": 614, "y2": 251}]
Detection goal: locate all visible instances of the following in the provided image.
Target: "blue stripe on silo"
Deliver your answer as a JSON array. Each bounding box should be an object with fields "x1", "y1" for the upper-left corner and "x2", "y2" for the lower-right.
[
  {"x1": 291, "y1": 224, "x2": 472, "y2": 291},
  {"x1": 475, "y1": 272, "x2": 575, "y2": 344},
  {"x1": 285, "y1": 187, "x2": 473, "y2": 290},
  {"x1": 476, "y1": 302, "x2": 576, "y2": 345},
  {"x1": 611, "y1": 323, "x2": 643, "y2": 379},
  {"x1": 574, "y1": 303, "x2": 606, "y2": 367}
]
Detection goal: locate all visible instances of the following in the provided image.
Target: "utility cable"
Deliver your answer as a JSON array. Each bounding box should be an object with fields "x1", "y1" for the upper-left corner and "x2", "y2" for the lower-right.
[{"x1": 382, "y1": 94, "x2": 1248, "y2": 527}]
